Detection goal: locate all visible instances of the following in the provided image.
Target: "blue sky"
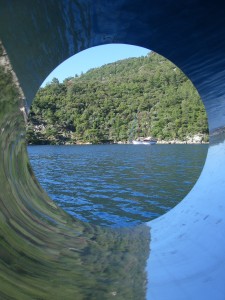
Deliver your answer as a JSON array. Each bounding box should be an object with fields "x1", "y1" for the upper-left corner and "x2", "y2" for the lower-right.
[{"x1": 41, "y1": 44, "x2": 150, "y2": 86}]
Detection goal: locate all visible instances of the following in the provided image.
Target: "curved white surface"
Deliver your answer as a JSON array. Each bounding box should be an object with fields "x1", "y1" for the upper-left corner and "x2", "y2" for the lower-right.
[{"x1": 147, "y1": 140, "x2": 225, "y2": 299}]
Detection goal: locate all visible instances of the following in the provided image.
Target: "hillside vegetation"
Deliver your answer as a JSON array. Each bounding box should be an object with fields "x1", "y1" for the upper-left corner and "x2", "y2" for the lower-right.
[{"x1": 26, "y1": 52, "x2": 208, "y2": 144}]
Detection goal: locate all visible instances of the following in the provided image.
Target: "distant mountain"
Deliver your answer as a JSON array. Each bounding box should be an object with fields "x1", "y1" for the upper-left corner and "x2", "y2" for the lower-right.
[{"x1": 26, "y1": 52, "x2": 208, "y2": 144}]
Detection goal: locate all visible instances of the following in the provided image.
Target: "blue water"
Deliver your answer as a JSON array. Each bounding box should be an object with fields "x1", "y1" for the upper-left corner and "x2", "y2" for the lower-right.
[{"x1": 28, "y1": 144, "x2": 208, "y2": 227}]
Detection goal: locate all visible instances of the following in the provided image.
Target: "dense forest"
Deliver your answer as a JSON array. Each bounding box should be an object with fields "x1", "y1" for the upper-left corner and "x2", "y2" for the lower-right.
[{"x1": 26, "y1": 52, "x2": 209, "y2": 144}]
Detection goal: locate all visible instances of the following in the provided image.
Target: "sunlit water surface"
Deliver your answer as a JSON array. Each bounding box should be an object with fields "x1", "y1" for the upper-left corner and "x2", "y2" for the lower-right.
[{"x1": 28, "y1": 144, "x2": 208, "y2": 227}]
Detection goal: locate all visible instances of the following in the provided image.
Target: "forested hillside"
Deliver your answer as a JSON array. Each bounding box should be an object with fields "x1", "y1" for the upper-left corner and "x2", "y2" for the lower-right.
[{"x1": 26, "y1": 52, "x2": 208, "y2": 144}]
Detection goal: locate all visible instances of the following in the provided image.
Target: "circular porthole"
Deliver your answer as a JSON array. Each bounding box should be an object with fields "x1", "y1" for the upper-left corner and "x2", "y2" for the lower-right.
[{"x1": 27, "y1": 44, "x2": 209, "y2": 227}]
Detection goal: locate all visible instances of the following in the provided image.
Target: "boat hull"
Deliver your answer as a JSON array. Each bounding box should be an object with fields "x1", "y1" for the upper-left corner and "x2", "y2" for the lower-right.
[{"x1": 132, "y1": 140, "x2": 157, "y2": 145}]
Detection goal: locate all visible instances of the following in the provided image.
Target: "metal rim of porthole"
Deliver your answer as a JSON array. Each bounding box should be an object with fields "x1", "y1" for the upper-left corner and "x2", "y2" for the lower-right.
[{"x1": 0, "y1": 1, "x2": 225, "y2": 299}]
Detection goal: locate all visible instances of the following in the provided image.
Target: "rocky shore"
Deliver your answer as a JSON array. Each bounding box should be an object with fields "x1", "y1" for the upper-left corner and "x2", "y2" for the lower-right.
[
  {"x1": 156, "y1": 134, "x2": 209, "y2": 144},
  {"x1": 27, "y1": 123, "x2": 208, "y2": 145}
]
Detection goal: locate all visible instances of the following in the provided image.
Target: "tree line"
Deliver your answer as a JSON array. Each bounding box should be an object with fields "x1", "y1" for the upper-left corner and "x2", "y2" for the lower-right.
[{"x1": 26, "y1": 52, "x2": 209, "y2": 144}]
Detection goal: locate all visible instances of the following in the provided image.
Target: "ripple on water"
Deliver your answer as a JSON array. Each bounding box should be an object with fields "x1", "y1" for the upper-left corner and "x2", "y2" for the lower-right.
[{"x1": 28, "y1": 144, "x2": 208, "y2": 227}]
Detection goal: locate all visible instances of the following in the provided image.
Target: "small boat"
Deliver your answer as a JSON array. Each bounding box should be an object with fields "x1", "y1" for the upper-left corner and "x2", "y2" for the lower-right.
[
  {"x1": 132, "y1": 136, "x2": 157, "y2": 145},
  {"x1": 131, "y1": 111, "x2": 157, "y2": 145}
]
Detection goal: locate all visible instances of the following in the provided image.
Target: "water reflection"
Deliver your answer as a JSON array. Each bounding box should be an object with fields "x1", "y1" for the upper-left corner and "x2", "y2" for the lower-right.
[
  {"x1": 3, "y1": 39, "x2": 224, "y2": 300},
  {"x1": 0, "y1": 48, "x2": 150, "y2": 299}
]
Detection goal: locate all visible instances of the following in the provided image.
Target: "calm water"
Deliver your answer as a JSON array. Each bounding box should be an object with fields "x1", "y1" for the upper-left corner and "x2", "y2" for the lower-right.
[{"x1": 28, "y1": 144, "x2": 208, "y2": 227}]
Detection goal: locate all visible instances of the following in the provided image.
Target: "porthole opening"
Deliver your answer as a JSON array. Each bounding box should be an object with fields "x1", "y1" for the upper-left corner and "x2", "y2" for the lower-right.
[{"x1": 26, "y1": 44, "x2": 209, "y2": 227}]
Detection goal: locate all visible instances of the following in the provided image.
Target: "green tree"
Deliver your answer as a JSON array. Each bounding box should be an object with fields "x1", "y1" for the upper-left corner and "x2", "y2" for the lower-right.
[{"x1": 26, "y1": 52, "x2": 209, "y2": 144}]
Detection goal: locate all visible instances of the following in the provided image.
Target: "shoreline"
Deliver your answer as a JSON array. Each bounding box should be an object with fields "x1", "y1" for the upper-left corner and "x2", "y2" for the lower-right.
[
  {"x1": 27, "y1": 140, "x2": 209, "y2": 146},
  {"x1": 27, "y1": 131, "x2": 209, "y2": 146}
]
